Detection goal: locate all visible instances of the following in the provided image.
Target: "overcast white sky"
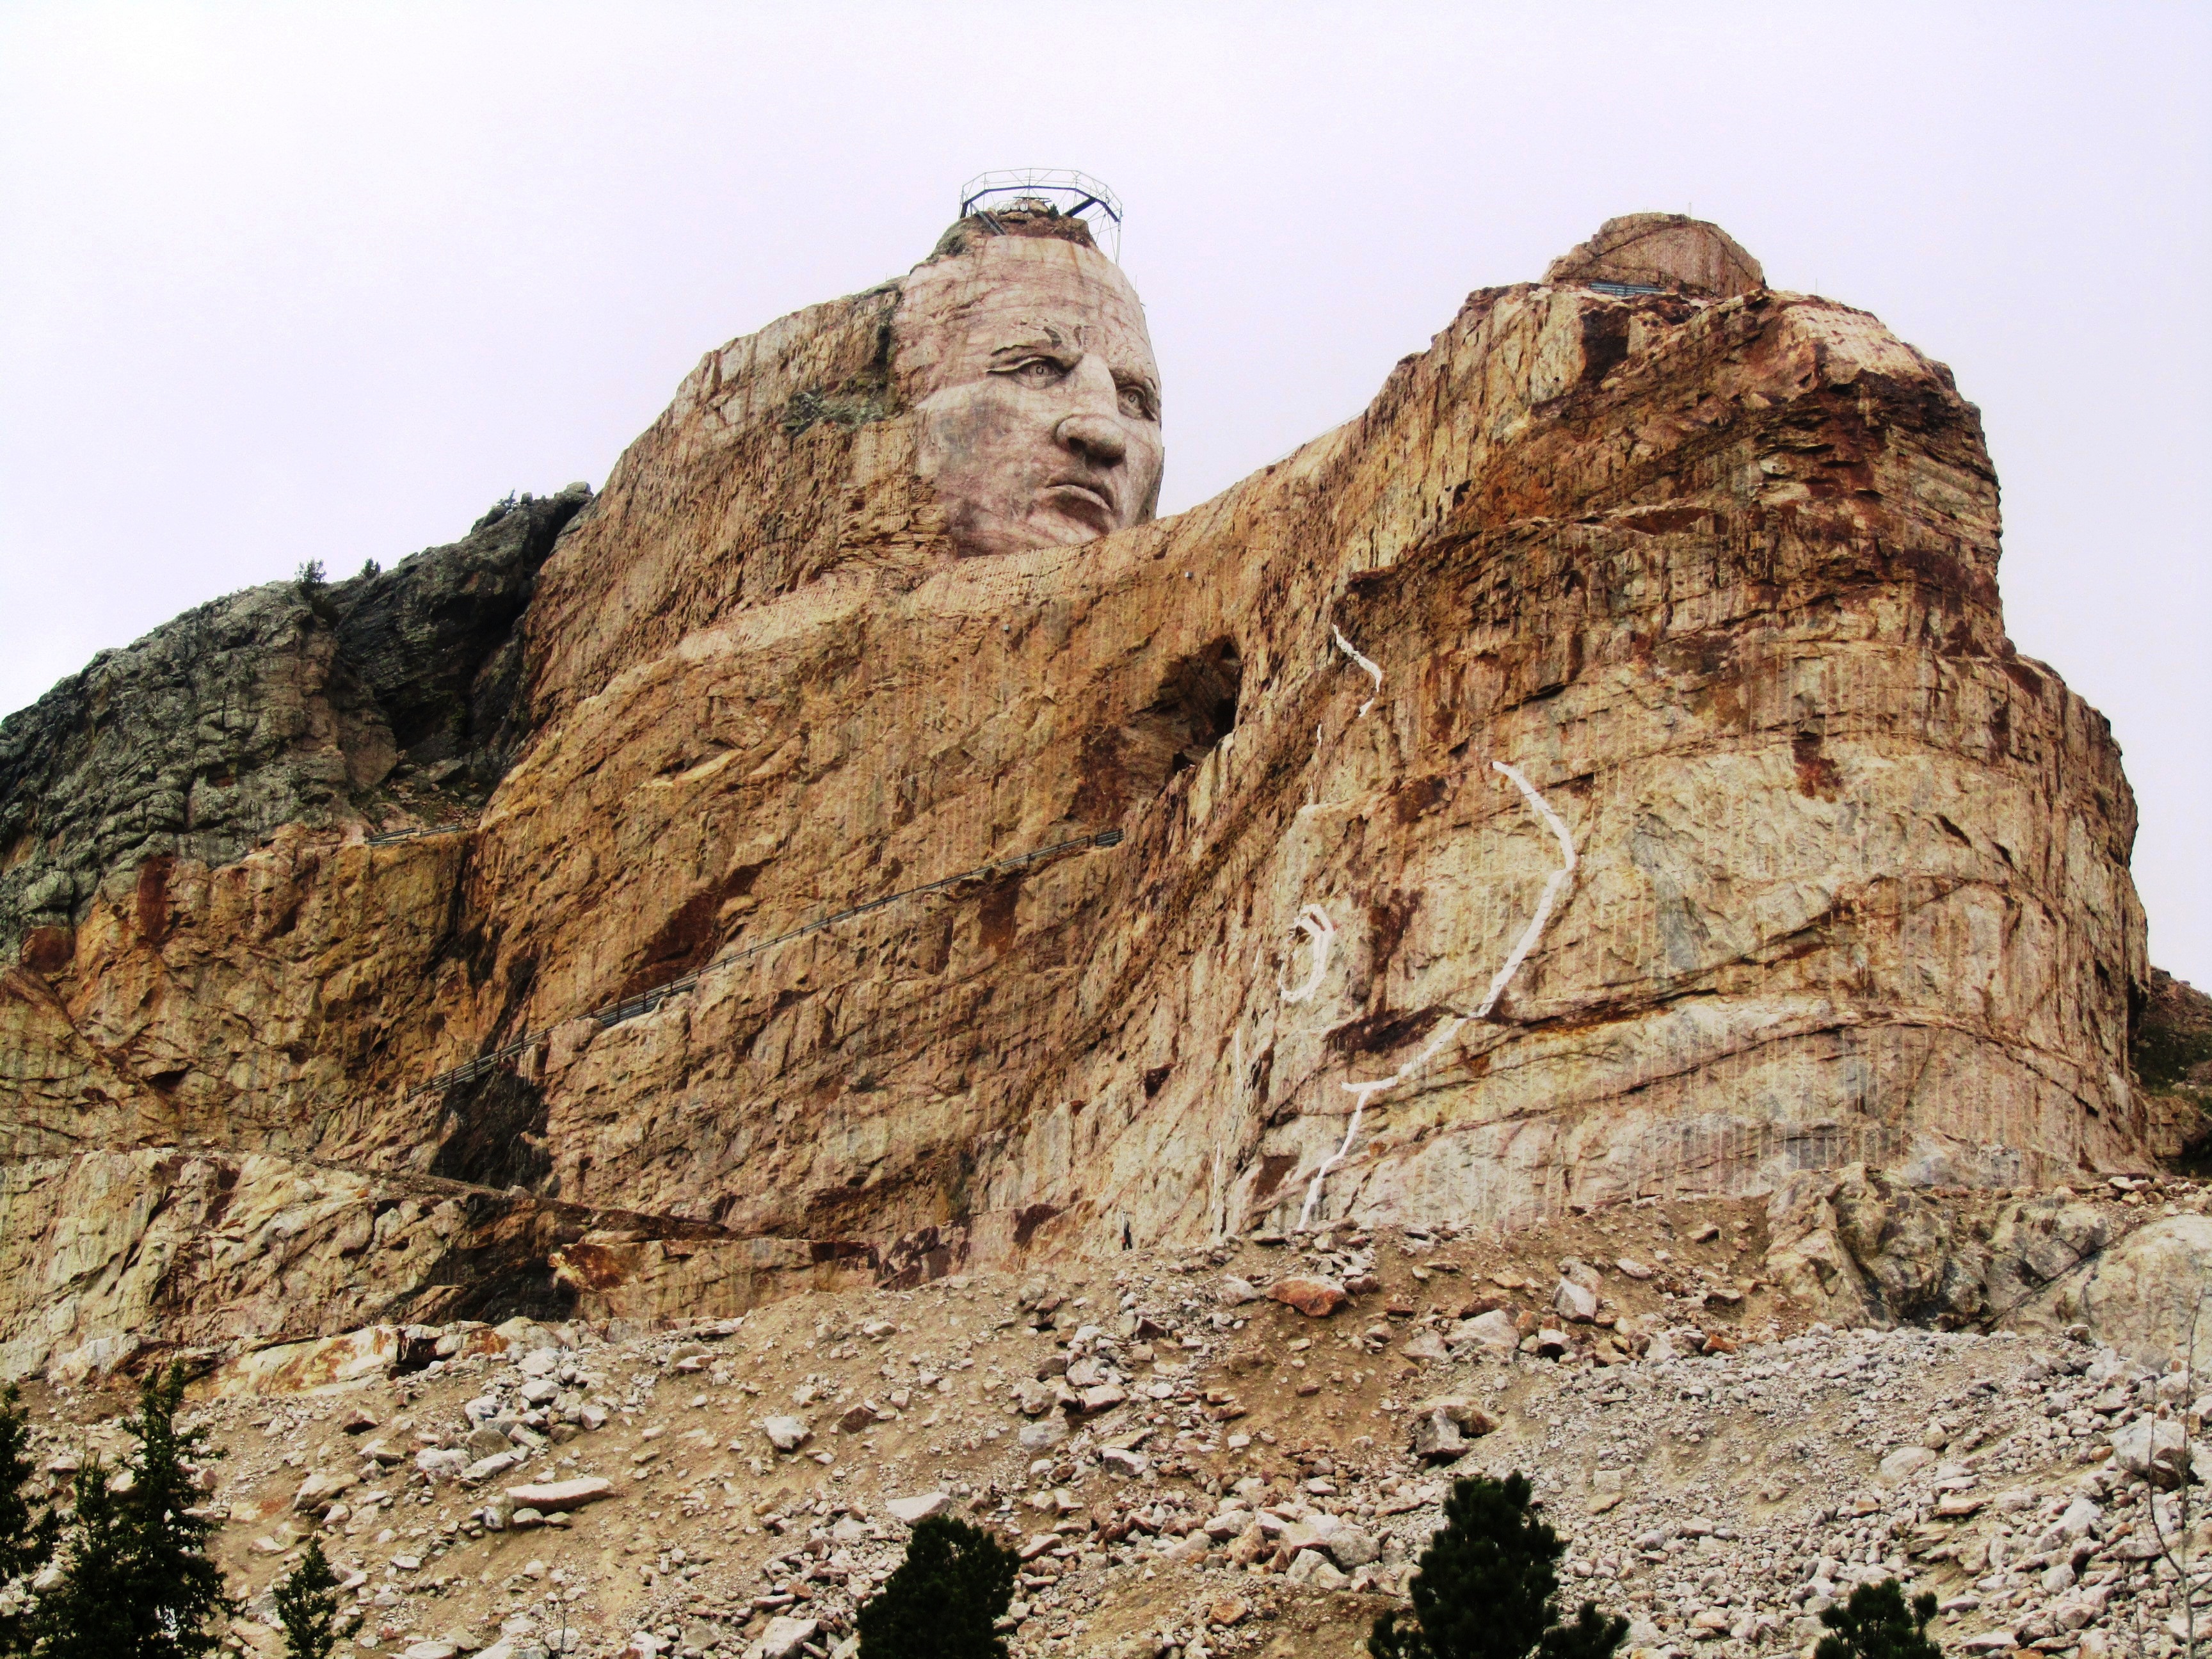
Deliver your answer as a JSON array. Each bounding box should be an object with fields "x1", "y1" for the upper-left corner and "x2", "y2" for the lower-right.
[{"x1": 3, "y1": 2, "x2": 2207, "y2": 983}]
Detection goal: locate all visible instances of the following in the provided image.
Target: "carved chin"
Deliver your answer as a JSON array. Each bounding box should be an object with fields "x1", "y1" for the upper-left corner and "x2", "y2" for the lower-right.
[{"x1": 948, "y1": 493, "x2": 1121, "y2": 558}]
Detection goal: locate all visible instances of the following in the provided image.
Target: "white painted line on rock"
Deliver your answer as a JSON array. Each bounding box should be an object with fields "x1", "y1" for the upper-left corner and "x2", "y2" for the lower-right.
[
  {"x1": 1295, "y1": 761, "x2": 1578, "y2": 1231},
  {"x1": 1331, "y1": 625, "x2": 1384, "y2": 718},
  {"x1": 1472, "y1": 762, "x2": 1577, "y2": 1019},
  {"x1": 1278, "y1": 905, "x2": 1338, "y2": 1004}
]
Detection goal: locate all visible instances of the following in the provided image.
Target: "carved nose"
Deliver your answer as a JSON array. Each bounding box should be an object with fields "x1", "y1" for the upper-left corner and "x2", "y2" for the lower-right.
[{"x1": 1055, "y1": 413, "x2": 1127, "y2": 467}]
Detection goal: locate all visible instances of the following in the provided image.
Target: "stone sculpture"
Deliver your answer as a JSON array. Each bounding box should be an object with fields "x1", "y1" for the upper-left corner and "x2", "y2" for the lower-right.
[
  {"x1": 900, "y1": 211, "x2": 1164, "y2": 559},
  {"x1": 0, "y1": 209, "x2": 2161, "y2": 1379}
]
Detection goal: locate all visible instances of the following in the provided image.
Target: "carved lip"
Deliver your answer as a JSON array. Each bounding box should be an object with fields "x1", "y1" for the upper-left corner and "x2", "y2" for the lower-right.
[{"x1": 1042, "y1": 479, "x2": 1118, "y2": 524}]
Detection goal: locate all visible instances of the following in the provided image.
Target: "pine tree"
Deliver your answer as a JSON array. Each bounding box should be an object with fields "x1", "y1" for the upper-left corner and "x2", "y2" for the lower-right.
[
  {"x1": 1370, "y1": 1473, "x2": 1628, "y2": 1659},
  {"x1": 28, "y1": 1464, "x2": 135, "y2": 1658},
  {"x1": 1814, "y1": 1580, "x2": 1941, "y2": 1659},
  {"x1": 272, "y1": 1538, "x2": 341, "y2": 1659},
  {"x1": 856, "y1": 1514, "x2": 1022, "y2": 1659},
  {"x1": 31, "y1": 1363, "x2": 234, "y2": 1659},
  {"x1": 0, "y1": 1384, "x2": 59, "y2": 1658}
]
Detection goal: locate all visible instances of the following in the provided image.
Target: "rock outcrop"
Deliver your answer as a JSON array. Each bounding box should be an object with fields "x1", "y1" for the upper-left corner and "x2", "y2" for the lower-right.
[
  {"x1": 2136, "y1": 968, "x2": 2212, "y2": 1166},
  {"x1": 1544, "y1": 212, "x2": 1765, "y2": 298},
  {"x1": 0, "y1": 485, "x2": 589, "y2": 964},
  {"x1": 0, "y1": 214, "x2": 2161, "y2": 1376}
]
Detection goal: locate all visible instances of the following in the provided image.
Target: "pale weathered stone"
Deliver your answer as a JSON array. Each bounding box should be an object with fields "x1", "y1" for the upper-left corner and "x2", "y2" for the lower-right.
[
  {"x1": 1544, "y1": 212, "x2": 1764, "y2": 296},
  {"x1": 502, "y1": 1477, "x2": 614, "y2": 1512},
  {"x1": 2110, "y1": 1416, "x2": 2191, "y2": 1487},
  {"x1": 291, "y1": 1467, "x2": 357, "y2": 1514},
  {"x1": 760, "y1": 1416, "x2": 810, "y2": 1452},
  {"x1": 748, "y1": 1615, "x2": 819, "y2": 1659},
  {"x1": 1408, "y1": 1409, "x2": 1465, "y2": 1461},
  {"x1": 1877, "y1": 1446, "x2": 1936, "y2": 1483},
  {"x1": 2010, "y1": 1215, "x2": 2212, "y2": 1366},
  {"x1": 883, "y1": 1492, "x2": 951, "y2": 1524},
  {"x1": 1399, "y1": 1329, "x2": 1448, "y2": 1362},
  {"x1": 1455, "y1": 1310, "x2": 1521, "y2": 1351}
]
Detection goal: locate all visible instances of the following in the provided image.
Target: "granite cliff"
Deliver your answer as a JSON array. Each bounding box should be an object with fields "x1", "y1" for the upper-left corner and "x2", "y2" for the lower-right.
[{"x1": 0, "y1": 212, "x2": 2172, "y2": 1384}]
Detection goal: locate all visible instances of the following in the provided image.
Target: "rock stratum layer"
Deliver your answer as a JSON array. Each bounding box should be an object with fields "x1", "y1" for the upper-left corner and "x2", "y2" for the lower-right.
[{"x1": 0, "y1": 216, "x2": 2155, "y2": 1380}]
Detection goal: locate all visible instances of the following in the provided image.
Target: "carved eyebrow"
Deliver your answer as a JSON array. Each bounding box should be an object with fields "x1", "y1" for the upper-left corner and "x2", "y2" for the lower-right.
[
  {"x1": 984, "y1": 337, "x2": 1081, "y2": 371},
  {"x1": 1112, "y1": 368, "x2": 1162, "y2": 415}
]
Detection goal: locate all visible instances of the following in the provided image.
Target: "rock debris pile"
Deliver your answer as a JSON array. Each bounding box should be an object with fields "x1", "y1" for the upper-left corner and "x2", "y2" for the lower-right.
[{"x1": 12, "y1": 1192, "x2": 2211, "y2": 1659}]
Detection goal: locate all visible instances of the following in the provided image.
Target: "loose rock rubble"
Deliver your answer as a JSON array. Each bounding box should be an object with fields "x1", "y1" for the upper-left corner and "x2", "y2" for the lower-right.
[{"x1": 13, "y1": 1189, "x2": 2211, "y2": 1659}]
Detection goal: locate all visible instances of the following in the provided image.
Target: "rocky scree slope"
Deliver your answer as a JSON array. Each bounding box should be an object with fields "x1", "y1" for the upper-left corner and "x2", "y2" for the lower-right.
[
  {"x1": 17, "y1": 1189, "x2": 2212, "y2": 1659},
  {"x1": 2136, "y1": 974, "x2": 2212, "y2": 1172}
]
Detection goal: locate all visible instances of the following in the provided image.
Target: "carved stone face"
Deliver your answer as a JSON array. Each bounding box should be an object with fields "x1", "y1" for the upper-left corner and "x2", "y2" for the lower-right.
[{"x1": 899, "y1": 234, "x2": 1164, "y2": 559}]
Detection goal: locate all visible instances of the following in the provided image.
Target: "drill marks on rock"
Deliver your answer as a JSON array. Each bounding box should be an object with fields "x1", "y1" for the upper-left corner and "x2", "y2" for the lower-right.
[
  {"x1": 1294, "y1": 762, "x2": 1579, "y2": 1232},
  {"x1": 1277, "y1": 906, "x2": 1337, "y2": 1006}
]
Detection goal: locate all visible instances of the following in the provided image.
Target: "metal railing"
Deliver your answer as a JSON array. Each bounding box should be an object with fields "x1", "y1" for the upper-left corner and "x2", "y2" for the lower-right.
[
  {"x1": 404, "y1": 826, "x2": 1125, "y2": 1102},
  {"x1": 957, "y1": 168, "x2": 1122, "y2": 260}
]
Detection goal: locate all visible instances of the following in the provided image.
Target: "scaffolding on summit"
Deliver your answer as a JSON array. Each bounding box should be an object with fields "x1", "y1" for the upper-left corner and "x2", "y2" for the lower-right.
[{"x1": 958, "y1": 168, "x2": 1123, "y2": 260}]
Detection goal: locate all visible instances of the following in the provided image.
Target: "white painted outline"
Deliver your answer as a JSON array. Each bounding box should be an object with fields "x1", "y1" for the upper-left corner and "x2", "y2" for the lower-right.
[
  {"x1": 1277, "y1": 905, "x2": 1337, "y2": 1004},
  {"x1": 1293, "y1": 760, "x2": 1578, "y2": 1231},
  {"x1": 1473, "y1": 762, "x2": 1578, "y2": 1018},
  {"x1": 1296, "y1": 1013, "x2": 1466, "y2": 1231},
  {"x1": 1331, "y1": 625, "x2": 1384, "y2": 719}
]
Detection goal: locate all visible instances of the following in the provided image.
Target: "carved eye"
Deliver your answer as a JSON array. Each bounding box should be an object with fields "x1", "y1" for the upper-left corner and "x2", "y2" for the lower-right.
[
  {"x1": 1012, "y1": 357, "x2": 1068, "y2": 386},
  {"x1": 1116, "y1": 378, "x2": 1158, "y2": 421}
]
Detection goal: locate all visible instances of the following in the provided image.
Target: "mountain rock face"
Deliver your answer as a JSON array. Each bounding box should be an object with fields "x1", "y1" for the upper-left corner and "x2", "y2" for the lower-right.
[{"x1": 0, "y1": 212, "x2": 2156, "y2": 1380}]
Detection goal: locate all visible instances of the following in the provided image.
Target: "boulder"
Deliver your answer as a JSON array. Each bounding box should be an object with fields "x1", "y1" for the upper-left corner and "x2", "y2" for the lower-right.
[
  {"x1": 760, "y1": 1416, "x2": 811, "y2": 1452},
  {"x1": 1268, "y1": 1278, "x2": 1348, "y2": 1318},
  {"x1": 1415, "y1": 1395, "x2": 1502, "y2": 1436},
  {"x1": 502, "y1": 1477, "x2": 613, "y2": 1512},
  {"x1": 1877, "y1": 1447, "x2": 1936, "y2": 1484},
  {"x1": 748, "y1": 1615, "x2": 820, "y2": 1659},
  {"x1": 884, "y1": 1492, "x2": 951, "y2": 1524},
  {"x1": 1454, "y1": 1310, "x2": 1521, "y2": 1351},
  {"x1": 1326, "y1": 1525, "x2": 1381, "y2": 1568},
  {"x1": 2111, "y1": 1416, "x2": 2192, "y2": 1487},
  {"x1": 291, "y1": 1468, "x2": 357, "y2": 1514},
  {"x1": 1399, "y1": 1330, "x2": 1448, "y2": 1363},
  {"x1": 1018, "y1": 1416, "x2": 1069, "y2": 1451},
  {"x1": 1409, "y1": 1409, "x2": 1466, "y2": 1462},
  {"x1": 1285, "y1": 1548, "x2": 1347, "y2": 1589},
  {"x1": 1553, "y1": 1279, "x2": 1599, "y2": 1323},
  {"x1": 461, "y1": 1451, "x2": 524, "y2": 1484},
  {"x1": 2010, "y1": 1215, "x2": 2212, "y2": 1368}
]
